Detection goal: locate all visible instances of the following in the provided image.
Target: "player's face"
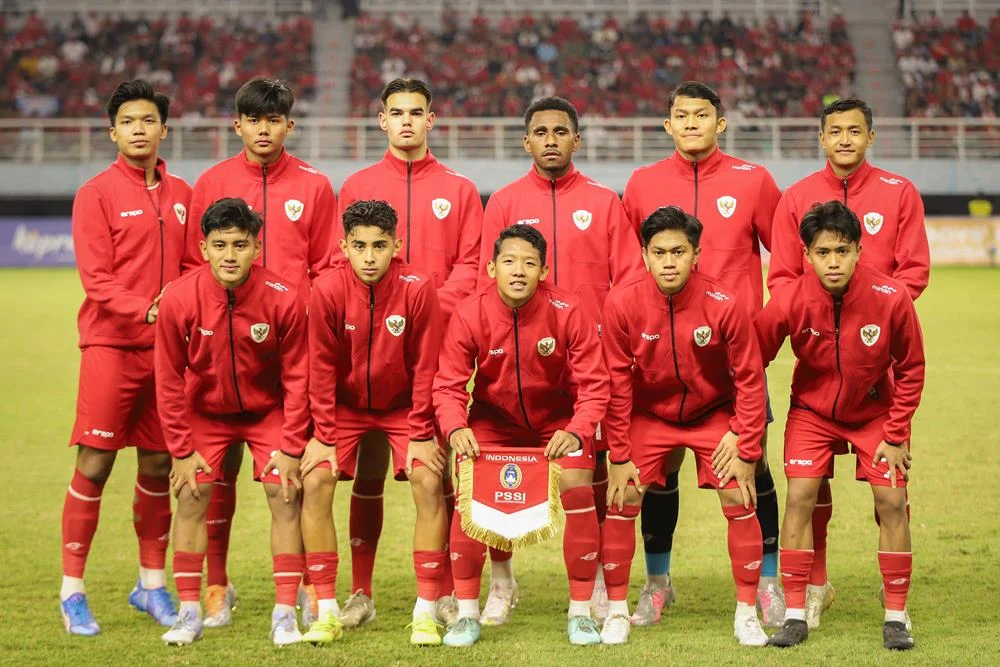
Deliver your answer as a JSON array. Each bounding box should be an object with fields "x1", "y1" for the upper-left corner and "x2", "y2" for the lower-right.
[
  {"x1": 201, "y1": 227, "x2": 261, "y2": 289},
  {"x1": 664, "y1": 96, "x2": 725, "y2": 160},
  {"x1": 109, "y1": 99, "x2": 167, "y2": 165},
  {"x1": 379, "y1": 92, "x2": 435, "y2": 153},
  {"x1": 820, "y1": 109, "x2": 873, "y2": 175},
  {"x1": 487, "y1": 237, "x2": 550, "y2": 308},
  {"x1": 235, "y1": 113, "x2": 294, "y2": 165},
  {"x1": 340, "y1": 225, "x2": 402, "y2": 285},
  {"x1": 524, "y1": 109, "x2": 580, "y2": 178},
  {"x1": 642, "y1": 228, "x2": 701, "y2": 296},
  {"x1": 805, "y1": 230, "x2": 862, "y2": 296}
]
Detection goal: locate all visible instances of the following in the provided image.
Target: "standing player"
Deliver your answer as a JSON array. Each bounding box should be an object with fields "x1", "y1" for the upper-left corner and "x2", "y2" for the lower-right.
[
  {"x1": 767, "y1": 98, "x2": 929, "y2": 629},
  {"x1": 758, "y1": 201, "x2": 924, "y2": 650},
  {"x1": 302, "y1": 200, "x2": 448, "y2": 647},
  {"x1": 476, "y1": 96, "x2": 644, "y2": 625},
  {"x1": 60, "y1": 79, "x2": 190, "y2": 635},
  {"x1": 182, "y1": 77, "x2": 338, "y2": 628},
  {"x1": 434, "y1": 225, "x2": 610, "y2": 647},
  {"x1": 334, "y1": 78, "x2": 482, "y2": 627},
  {"x1": 155, "y1": 198, "x2": 309, "y2": 647},
  {"x1": 601, "y1": 206, "x2": 769, "y2": 647},
  {"x1": 621, "y1": 81, "x2": 784, "y2": 627}
]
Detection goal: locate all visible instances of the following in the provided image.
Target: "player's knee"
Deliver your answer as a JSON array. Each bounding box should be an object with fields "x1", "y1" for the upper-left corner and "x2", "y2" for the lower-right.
[
  {"x1": 873, "y1": 489, "x2": 907, "y2": 521},
  {"x1": 559, "y1": 469, "x2": 593, "y2": 493},
  {"x1": 409, "y1": 467, "x2": 443, "y2": 503},
  {"x1": 785, "y1": 479, "x2": 821, "y2": 512},
  {"x1": 75, "y1": 446, "x2": 116, "y2": 484},
  {"x1": 136, "y1": 450, "x2": 171, "y2": 478},
  {"x1": 302, "y1": 469, "x2": 335, "y2": 503},
  {"x1": 175, "y1": 487, "x2": 209, "y2": 520},
  {"x1": 264, "y1": 481, "x2": 301, "y2": 507}
]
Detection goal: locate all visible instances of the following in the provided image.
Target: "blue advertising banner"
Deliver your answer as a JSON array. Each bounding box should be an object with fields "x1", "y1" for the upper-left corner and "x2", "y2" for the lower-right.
[{"x1": 0, "y1": 218, "x2": 75, "y2": 267}]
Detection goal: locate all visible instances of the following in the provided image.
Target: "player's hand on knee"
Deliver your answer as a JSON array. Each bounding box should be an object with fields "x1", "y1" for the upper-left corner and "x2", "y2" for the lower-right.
[
  {"x1": 406, "y1": 439, "x2": 445, "y2": 476},
  {"x1": 872, "y1": 440, "x2": 911, "y2": 489},
  {"x1": 300, "y1": 437, "x2": 337, "y2": 478},
  {"x1": 723, "y1": 458, "x2": 757, "y2": 509},
  {"x1": 171, "y1": 452, "x2": 212, "y2": 499},
  {"x1": 264, "y1": 451, "x2": 303, "y2": 502},
  {"x1": 712, "y1": 430, "x2": 740, "y2": 477},
  {"x1": 544, "y1": 430, "x2": 580, "y2": 460},
  {"x1": 608, "y1": 461, "x2": 642, "y2": 511},
  {"x1": 449, "y1": 428, "x2": 480, "y2": 459}
]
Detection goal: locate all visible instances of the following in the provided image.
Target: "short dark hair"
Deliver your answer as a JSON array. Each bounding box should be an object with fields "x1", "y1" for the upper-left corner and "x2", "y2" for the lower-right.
[
  {"x1": 380, "y1": 78, "x2": 433, "y2": 108},
  {"x1": 235, "y1": 78, "x2": 295, "y2": 118},
  {"x1": 524, "y1": 96, "x2": 580, "y2": 134},
  {"x1": 640, "y1": 206, "x2": 703, "y2": 248},
  {"x1": 342, "y1": 200, "x2": 398, "y2": 237},
  {"x1": 668, "y1": 81, "x2": 723, "y2": 116},
  {"x1": 820, "y1": 97, "x2": 873, "y2": 132},
  {"x1": 799, "y1": 201, "x2": 862, "y2": 247},
  {"x1": 492, "y1": 224, "x2": 547, "y2": 265},
  {"x1": 201, "y1": 197, "x2": 263, "y2": 238},
  {"x1": 106, "y1": 79, "x2": 170, "y2": 126}
]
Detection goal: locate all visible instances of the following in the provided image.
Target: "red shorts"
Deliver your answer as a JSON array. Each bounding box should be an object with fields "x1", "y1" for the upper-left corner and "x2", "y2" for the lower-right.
[
  {"x1": 69, "y1": 346, "x2": 164, "y2": 451},
  {"x1": 467, "y1": 414, "x2": 595, "y2": 471},
  {"x1": 190, "y1": 408, "x2": 285, "y2": 484},
  {"x1": 630, "y1": 408, "x2": 739, "y2": 490},
  {"x1": 331, "y1": 404, "x2": 423, "y2": 481},
  {"x1": 783, "y1": 407, "x2": 907, "y2": 487}
]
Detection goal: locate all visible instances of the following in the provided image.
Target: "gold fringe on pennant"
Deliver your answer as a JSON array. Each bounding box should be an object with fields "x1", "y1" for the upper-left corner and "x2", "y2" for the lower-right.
[{"x1": 457, "y1": 456, "x2": 562, "y2": 552}]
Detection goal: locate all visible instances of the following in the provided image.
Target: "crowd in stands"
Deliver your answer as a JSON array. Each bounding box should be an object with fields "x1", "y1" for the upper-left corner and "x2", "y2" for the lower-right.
[
  {"x1": 0, "y1": 11, "x2": 316, "y2": 119},
  {"x1": 350, "y1": 9, "x2": 856, "y2": 120},
  {"x1": 895, "y1": 9, "x2": 1000, "y2": 117}
]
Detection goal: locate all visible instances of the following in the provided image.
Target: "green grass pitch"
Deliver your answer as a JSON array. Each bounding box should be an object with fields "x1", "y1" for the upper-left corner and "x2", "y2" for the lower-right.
[{"x1": 1, "y1": 267, "x2": 998, "y2": 666}]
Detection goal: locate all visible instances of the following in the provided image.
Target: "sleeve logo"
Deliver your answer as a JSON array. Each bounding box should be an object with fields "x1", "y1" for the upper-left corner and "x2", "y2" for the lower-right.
[
  {"x1": 536, "y1": 336, "x2": 556, "y2": 356},
  {"x1": 250, "y1": 323, "x2": 270, "y2": 343},
  {"x1": 716, "y1": 196, "x2": 737, "y2": 219},
  {"x1": 572, "y1": 209, "x2": 592, "y2": 231},
  {"x1": 863, "y1": 212, "x2": 883, "y2": 235},
  {"x1": 694, "y1": 325, "x2": 712, "y2": 347},
  {"x1": 284, "y1": 199, "x2": 305, "y2": 222},
  {"x1": 173, "y1": 203, "x2": 187, "y2": 225},
  {"x1": 432, "y1": 198, "x2": 452, "y2": 220},
  {"x1": 860, "y1": 324, "x2": 881, "y2": 347},
  {"x1": 386, "y1": 314, "x2": 406, "y2": 336}
]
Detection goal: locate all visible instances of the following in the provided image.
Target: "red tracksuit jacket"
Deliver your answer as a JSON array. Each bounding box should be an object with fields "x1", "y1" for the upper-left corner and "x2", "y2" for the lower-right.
[
  {"x1": 477, "y1": 166, "x2": 645, "y2": 323},
  {"x1": 155, "y1": 265, "x2": 310, "y2": 459},
  {"x1": 755, "y1": 264, "x2": 925, "y2": 444},
  {"x1": 182, "y1": 149, "x2": 337, "y2": 287},
  {"x1": 73, "y1": 154, "x2": 191, "y2": 349},
  {"x1": 622, "y1": 148, "x2": 781, "y2": 315},
  {"x1": 433, "y1": 282, "x2": 610, "y2": 442},
  {"x1": 308, "y1": 259, "x2": 442, "y2": 445},
  {"x1": 602, "y1": 271, "x2": 766, "y2": 463},
  {"x1": 767, "y1": 160, "x2": 929, "y2": 300},
  {"x1": 336, "y1": 149, "x2": 482, "y2": 317}
]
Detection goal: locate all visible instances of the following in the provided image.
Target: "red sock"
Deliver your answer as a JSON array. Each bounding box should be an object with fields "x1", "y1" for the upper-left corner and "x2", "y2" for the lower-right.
[
  {"x1": 450, "y1": 510, "x2": 486, "y2": 599},
  {"x1": 561, "y1": 486, "x2": 600, "y2": 601},
  {"x1": 593, "y1": 458, "x2": 609, "y2": 525},
  {"x1": 173, "y1": 551, "x2": 205, "y2": 603},
  {"x1": 306, "y1": 551, "x2": 338, "y2": 602},
  {"x1": 780, "y1": 548, "x2": 815, "y2": 610},
  {"x1": 439, "y1": 474, "x2": 456, "y2": 598},
  {"x1": 350, "y1": 477, "x2": 384, "y2": 596},
  {"x1": 61, "y1": 470, "x2": 105, "y2": 578},
  {"x1": 414, "y1": 550, "x2": 446, "y2": 601},
  {"x1": 133, "y1": 474, "x2": 171, "y2": 570},
  {"x1": 206, "y1": 476, "x2": 237, "y2": 587},
  {"x1": 602, "y1": 503, "x2": 639, "y2": 601},
  {"x1": 878, "y1": 551, "x2": 912, "y2": 611},
  {"x1": 723, "y1": 504, "x2": 763, "y2": 606},
  {"x1": 810, "y1": 483, "x2": 833, "y2": 585},
  {"x1": 273, "y1": 553, "x2": 304, "y2": 607}
]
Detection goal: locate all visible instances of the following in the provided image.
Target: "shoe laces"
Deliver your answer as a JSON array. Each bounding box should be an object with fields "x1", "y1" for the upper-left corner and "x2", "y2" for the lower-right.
[
  {"x1": 273, "y1": 610, "x2": 297, "y2": 632},
  {"x1": 449, "y1": 617, "x2": 478, "y2": 634},
  {"x1": 345, "y1": 589, "x2": 370, "y2": 607},
  {"x1": 571, "y1": 615, "x2": 599, "y2": 634},
  {"x1": 64, "y1": 594, "x2": 94, "y2": 625},
  {"x1": 605, "y1": 614, "x2": 630, "y2": 634}
]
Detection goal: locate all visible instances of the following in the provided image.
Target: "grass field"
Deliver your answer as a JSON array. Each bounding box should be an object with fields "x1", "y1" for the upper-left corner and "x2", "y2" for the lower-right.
[{"x1": 1, "y1": 266, "x2": 999, "y2": 666}]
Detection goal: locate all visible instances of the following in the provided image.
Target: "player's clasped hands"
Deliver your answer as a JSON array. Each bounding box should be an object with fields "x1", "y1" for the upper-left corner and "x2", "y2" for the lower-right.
[
  {"x1": 169, "y1": 452, "x2": 212, "y2": 499},
  {"x1": 300, "y1": 437, "x2": 338, "y2": 478},
  {"x1": 406, "y1": 439, "x2": 445, "y2": 476},
  {"x1": 262, "y1": 451, "x2": 303, "y2": 503},
  {"x1": 543, "y1": 429, "x2": 580, "y2": 460},
  {"x1": 450, "y1": 427, "x2": 481, "y2": 458},
  {"x1": 872, "y1": 440, "x2": 912, "y2": 489}
]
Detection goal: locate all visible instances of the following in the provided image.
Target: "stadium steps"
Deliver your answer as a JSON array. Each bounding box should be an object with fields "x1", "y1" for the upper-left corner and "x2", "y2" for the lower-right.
[
  {"x1": 313, "y1": 9, "x2": 356, "y2": 152},
  {"x1": 840, "y1": 0, "x2": 904, "y2": 117}
]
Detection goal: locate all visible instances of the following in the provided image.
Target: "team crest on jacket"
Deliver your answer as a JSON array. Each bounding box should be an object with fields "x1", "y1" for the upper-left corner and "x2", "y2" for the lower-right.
[
  {"x1": 173, "y1": 203, "x2": 187, "y2": 225},
  {"x1": 716, "y1": 196, "x2": 737, "y2": 219},
  {"x1": 284, "y1": 199, "x2": 304, "y2": 222},
  {"x1": 863, "y1": 212, "x2": 883, "y2": 235},
  {"x1": 386, "y1": 315, "x2": 406, "y2": 336},
  {"x1": 693, "y1": 326, "x2": 712, "y2": 347},
  {"x1": 500, "y1": 463, "x2": 522, "y2": 489},
  {"x1": 860, "y1": 324, "x2": 881, "y2": 347},
  {"x1": 537, "y1": 337, "x2": 556, "y2": 356},
  {"x1": 250, "y1": 323, "x2": 270, "y2": 343},
  {"x1": 572, "y1": 210, "x2": 592, "y2": 231},
  {"x1": 432, "y1": 198, "x2": 452, "y2": 220}
]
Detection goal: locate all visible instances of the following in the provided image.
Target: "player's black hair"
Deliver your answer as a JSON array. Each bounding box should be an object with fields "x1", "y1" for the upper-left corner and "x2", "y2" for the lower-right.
[
  {"x1": 380, "y1": 78, "x2": 433, "y2": 108},
  {"x1": 799, "y1": 200, "x2": 862, "y2": 247},
  {"x1": 201, "y1": 197, "x2": 263, "y2": 238},
  {"x1": 106, "y1": 79, "x2": 170, "y2": 126},
  {"x1": 640, "y1": 206, "x2": 703, "y2": 248},
  {"x1": 524, "y1": 96, "x2": 580, "y2": 134},
  {"x1": 820, "y1": 97, "x2": 874, "y2": 132},
  {"x1": 492, "y1": 224, "x2": 547, "y2": 265},
  {"x1": 668, "y1": 81, "x2": 723, "y2": 116},
  {"x1": 342, "y1": 200, "x2": 398, "y2": 237},
  {"x1": 235, "y1": 78, "x2": 295, "y2": 118}
]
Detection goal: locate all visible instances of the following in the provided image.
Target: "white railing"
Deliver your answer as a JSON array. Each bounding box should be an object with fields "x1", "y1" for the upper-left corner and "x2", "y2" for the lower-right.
[
  {"x1": 1, "y1": 117, "x2": 997, "y2": 163},
  {"x1": 1, "y1": 0, "x2": 313, "y2": 16},
  {"x1": 904, "y1": 0, "x2": 996, "y2": 19},
  {"x1": 360, "y1": 0, "x2": 828, "y2": 18}
]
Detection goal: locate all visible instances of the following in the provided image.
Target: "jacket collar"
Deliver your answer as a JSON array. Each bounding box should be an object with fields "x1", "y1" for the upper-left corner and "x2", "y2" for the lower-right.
[
  {"x1": 113, "y1": 153, "x2": 168, "y2": 186},
  {"x1": 204, "y1": 263, "x2": 261, "y2": 306},
  {"x1": 237, "y1": 147, "x2": 292, "y2": 182},
  {"x1": 802, "y1": 261, "x2": 870, "y2": 307},
  {"x1": 484, "y1": 279, "x2": 550, "y2": 324},
  {"x1": 346, "y1": 257, "x2": 402, "y2": 302},
  {"x1": 380, "y1": 148, "x2": 439, "y2": 179},
  {"x1": 667, "y1": 145, "x2": 725, "y2": 181},
  {"x1": 525, "y1": 164, "x2": 582, "y2": 193},
  {"x1": 821, "y1": 159, "x2": 874, "y2": 195},
  {"x1": 642, "y1": 268, "x2": 704, "y2": 312}
]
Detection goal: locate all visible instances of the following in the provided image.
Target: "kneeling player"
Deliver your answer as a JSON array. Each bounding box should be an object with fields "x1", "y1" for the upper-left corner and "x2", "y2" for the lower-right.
[
  {"x1": 155, "y1": 198, "x2": 309, "y2": 646},
  {"x1": 303, "y1": 200, "x2": 448, "y2": 646},
  {"x1": 601, "y1": 206, "x2": 769, "y2": 647},
  {"x1": 433, "y1": 225, "x2": 610, "y2": 647},
  {"x1": 757, "y1": 201, "x2": 924, "y2": 650}
]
